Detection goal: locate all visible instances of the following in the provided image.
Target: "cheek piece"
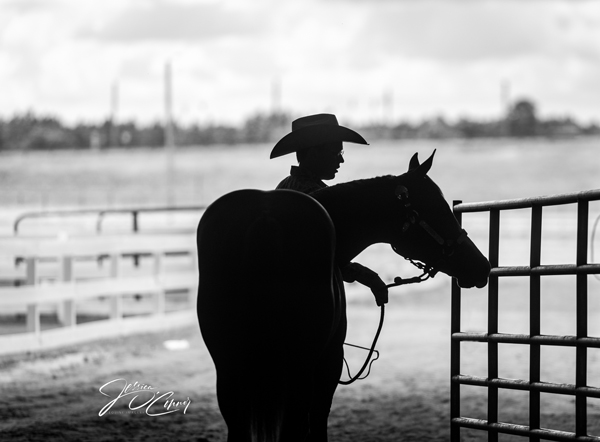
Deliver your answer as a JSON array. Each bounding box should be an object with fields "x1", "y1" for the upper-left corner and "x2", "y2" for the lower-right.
[{"x1": 391, "y1": 184, "x2": 468, "y2": 278}]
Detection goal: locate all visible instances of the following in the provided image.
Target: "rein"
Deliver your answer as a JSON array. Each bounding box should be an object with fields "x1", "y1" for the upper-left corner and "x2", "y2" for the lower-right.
[{"x1": 338, "y1": 270, "x2": 431, "y2": 385}]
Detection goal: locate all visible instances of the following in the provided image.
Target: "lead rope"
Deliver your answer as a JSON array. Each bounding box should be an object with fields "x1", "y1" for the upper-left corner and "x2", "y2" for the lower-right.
[{"x1": 338, "y1": 271, "x2": 431, "y2": 385}]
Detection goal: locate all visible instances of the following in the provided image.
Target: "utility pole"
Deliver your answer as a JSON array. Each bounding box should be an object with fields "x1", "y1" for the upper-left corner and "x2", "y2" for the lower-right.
[
  {"x1": 165, "y1": 60, "x2": 175, "y2": 206},
  {"x1": 164, "y1": 61, "x2": 175, "y2": 148},
  {"x1": 383, "y1": 87, "x2": 393, "y2": 126},
  {"x1": 501, "y1": 79, "x2": 511, "y2": 136},
  {"x1": 271, "y1": 76, "x2": 282, "y2": 115},
  {"x1": 109, "y1": 80, "x2": 119, "y2": 147},
  {"x1": 501, "y1": 79, "x2": 511, "y2": 116}
]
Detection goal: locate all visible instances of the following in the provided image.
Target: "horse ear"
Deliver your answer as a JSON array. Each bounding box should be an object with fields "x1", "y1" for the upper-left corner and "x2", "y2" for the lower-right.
[
  {"x1": 408, "y1": 153, "x2": 420, "y2": 171},
  {"x1": 410, "y1": 150, "x2": 436, "y2": 177},
  {"x1": 418, "y1": 149, "x2": 436, "y2": 176}
]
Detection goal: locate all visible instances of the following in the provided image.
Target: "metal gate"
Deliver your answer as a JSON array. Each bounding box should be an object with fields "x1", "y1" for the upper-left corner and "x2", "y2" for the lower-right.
[{"x1": 451, "y1": 189, "x2": 600, "y2": 441}]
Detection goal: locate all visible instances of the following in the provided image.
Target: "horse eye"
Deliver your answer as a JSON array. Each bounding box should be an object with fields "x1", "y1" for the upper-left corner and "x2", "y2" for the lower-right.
[{"x1": 395, "y1": 185, "x2": 409, "y2": 200}]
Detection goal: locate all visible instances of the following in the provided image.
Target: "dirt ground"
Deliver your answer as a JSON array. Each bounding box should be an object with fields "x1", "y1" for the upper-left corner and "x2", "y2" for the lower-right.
[
  {"x1": 0, "y1": 281, "x2": 453, "y2": 442},
  {"x1": 1, "y1": 281, "x2": 598, "y2": 441}
]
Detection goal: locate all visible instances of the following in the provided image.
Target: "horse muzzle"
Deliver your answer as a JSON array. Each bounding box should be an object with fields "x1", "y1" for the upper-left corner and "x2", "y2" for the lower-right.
[
  {"x1": 455, "y1": 258, "x2": 491, "y2": 289},
  {"x1": 457, "y1": 276, "x2": 489, "y2": 289}
]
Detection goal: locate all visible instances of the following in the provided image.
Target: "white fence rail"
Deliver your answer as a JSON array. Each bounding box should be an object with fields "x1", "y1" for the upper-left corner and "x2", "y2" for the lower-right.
[{"x1": 0, "y1": 234, "x2": 198, "y2": 356}]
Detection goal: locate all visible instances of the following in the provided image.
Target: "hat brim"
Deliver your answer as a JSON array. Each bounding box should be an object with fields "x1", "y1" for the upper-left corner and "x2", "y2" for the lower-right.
[{"x1": 270, "y1": 125, "x2": 368, "y2": 159}]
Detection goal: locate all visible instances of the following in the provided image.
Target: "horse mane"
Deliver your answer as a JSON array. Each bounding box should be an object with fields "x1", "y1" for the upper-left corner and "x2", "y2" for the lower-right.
[
  {"x1": 310, "y1": 175, "x2": 399, "y2": 222},
  {"x1": 311, "y1": 175, "x2": 396, "y2": 203},
  {"x1": 311, "y1": 175, "x2": 396, "y2": 196},
  {"x1": 310, "y1": 172, "x2": 445, "y2": 219}
]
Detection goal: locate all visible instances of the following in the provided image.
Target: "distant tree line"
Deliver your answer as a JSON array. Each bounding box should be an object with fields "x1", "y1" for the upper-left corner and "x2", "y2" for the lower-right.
[
  {"x1": 360, "y1": 99, "x2": 600, "y2": 141},
  {"x1": 1, "y1": 99, "x2": 598, "y2": 151},
  {"x1": 0, "y1": 112, "x2": 291, "y2": 151}
]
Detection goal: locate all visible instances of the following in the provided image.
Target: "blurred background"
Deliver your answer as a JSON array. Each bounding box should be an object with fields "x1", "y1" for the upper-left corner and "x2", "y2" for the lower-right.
[
  {"x1": 2, "y1": 0, "x2": 600, "y2": 126},
  {"x1": 1, "y1": 0, "x2": 599, "y2": 211},
  {"x1": 1, "y1": 1, "x2": 600, "y2": 441}
]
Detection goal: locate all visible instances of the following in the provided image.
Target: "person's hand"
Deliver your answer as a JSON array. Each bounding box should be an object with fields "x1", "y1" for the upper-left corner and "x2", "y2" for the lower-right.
[
  {"x1": 367, "y1": 275, "x2": 388, "y2": 307},
  {"x1": 345, "y1": 262, "x2": 389, "y2": 306}
]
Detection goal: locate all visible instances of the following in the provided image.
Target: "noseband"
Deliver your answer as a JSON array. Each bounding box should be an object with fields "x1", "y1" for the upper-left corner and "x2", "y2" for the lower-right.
[{"x1": 392, "y1": 184, "x2": 468, "y2": 276}]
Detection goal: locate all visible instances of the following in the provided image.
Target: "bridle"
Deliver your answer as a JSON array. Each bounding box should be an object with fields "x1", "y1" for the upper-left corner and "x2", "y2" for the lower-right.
[
  {"x1": 339, "y1": 183, "x2": 469, "y2": 385},
  {"x1": 391, "y1": 184, "x2": 468, "y2": 278}
]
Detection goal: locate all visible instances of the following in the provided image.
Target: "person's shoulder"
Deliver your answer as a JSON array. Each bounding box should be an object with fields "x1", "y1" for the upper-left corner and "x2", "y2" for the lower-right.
[
  {"x1": 276, "y1": 175, "x2": 323, "y2": 194},
  {"x1": 275, "y1": 175, "x2": 294, "y2": 190}
]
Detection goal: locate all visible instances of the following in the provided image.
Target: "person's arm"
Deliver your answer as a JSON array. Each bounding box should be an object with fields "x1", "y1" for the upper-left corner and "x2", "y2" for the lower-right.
[{"x1": 340, "y1": 262, "x2": 388, "y2": 306}]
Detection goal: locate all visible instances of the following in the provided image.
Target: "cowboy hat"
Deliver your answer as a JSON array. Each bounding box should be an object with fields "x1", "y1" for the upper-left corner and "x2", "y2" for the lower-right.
[{"x1": 269, "y1": 113, "x2": 368, "y2": 159}]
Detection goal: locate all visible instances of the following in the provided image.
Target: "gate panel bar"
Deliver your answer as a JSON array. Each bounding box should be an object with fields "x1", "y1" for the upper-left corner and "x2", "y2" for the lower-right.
[
  {"x1": 530, "y1": 205, "x2": 543, "y2": 440},
  {"x1": 576, "y1": 199, "x2": 589, "y2": 437},
  {"x1": 453, "y1": 189, "x2": 600, "y2": 213},
  {"x1": 453, "y1": 332, "x2": 600, "y2": 347},
  {"x1": 454, "y1": 374, "x2": 600, "y2": 398},
  {"x1": 454, "y1": 417, "x2": 600, "y2": 442},
  {"x1": 488, "y1": 209, "x2": 500, "y2": 442},
  {"x1": 451, "y1": 200, "x2": 463, "y2": 442}
]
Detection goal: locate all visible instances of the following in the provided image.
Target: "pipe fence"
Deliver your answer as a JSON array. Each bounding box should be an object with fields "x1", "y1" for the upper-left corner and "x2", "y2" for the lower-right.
[
  {"x1": 13, "y1": 205, "x2": 207, "y2": 235},
  {"x1": 452, "y1": 189, "x2": 600, "y2": 441}
]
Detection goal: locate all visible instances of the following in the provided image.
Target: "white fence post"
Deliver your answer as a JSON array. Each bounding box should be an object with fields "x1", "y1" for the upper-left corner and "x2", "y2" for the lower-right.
[
  {"x1": 109, "y1": 254, "x2": 123, "y2": 320},
  {"x1": 25, "y1": 257, "x2": 40, "y2": 334},
  {"x1": 26, "y1": 304, "x2": 40, "y2": 334},
  {"x1": 25, "y1": 256, "x2": 36, "y2": 285},
  {"x1": 154, "y1": 252, "x2": 166, "y2": 314},
  {"x1": 58, "y1": 256, "x2": 76, "y2": 327}
]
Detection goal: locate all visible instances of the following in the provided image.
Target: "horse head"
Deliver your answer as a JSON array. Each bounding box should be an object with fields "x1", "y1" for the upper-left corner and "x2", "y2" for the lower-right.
[{"x1": 389, "y1": 150, "x2": 490, "y2": 289}]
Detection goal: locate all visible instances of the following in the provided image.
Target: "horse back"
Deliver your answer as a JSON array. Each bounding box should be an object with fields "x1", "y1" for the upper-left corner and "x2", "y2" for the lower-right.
[{"x1": 196, "y1": 189, "x2": 337, "y2": 369}]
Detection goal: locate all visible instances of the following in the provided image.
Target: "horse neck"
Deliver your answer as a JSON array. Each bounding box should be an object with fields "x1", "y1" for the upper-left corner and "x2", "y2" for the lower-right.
[{"x1": 313, "y1": 177, "x2": 396, "y2": 266}]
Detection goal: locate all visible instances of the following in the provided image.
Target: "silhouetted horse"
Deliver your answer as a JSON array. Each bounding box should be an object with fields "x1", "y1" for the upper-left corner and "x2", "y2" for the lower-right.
[{"x1": 197, "y1": 152, "x2": 490, "y2": 441}]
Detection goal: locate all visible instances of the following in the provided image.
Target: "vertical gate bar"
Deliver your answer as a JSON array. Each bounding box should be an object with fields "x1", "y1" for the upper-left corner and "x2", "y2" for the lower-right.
[
  {"x1": 530, "y1": 205, "x2": 543, "y2": 441},
  {"x1": 576, "y1": 199, "x2": 589, "y2": 437},
  {"x1": 489, "y1": 209, "x2": 500, "y2": 273},
  {"x1": 451, "y1": 201, "x2": 462, "y2": 442},
  {"x1": 488, "y1": 209, "x2": 500, "y2": 442}
]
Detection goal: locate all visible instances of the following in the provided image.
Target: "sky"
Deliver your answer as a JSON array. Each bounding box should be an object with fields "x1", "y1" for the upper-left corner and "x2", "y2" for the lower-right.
[{"x1": 1, "y1": 0, "x2": 599, "y2": 126}]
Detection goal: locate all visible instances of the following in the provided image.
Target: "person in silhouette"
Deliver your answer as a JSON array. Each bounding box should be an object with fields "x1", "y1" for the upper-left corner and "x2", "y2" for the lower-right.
[{"x1": 270, "y1": 113, "x2": 388, "y2": 306}]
